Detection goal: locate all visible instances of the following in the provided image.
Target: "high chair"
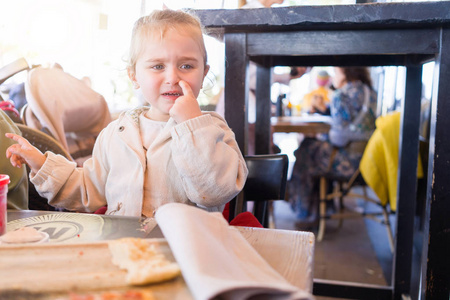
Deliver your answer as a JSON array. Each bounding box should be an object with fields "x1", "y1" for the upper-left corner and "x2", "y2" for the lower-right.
[
  {"x1": 0, "y1": 58, "x2": 33, "y2": 123},
  {"x1": 23, "y1": 66, "x2": 112, "y2": 165},
  {"x1": 228, "y1": 154, "x2": 289, "y2": 228}
]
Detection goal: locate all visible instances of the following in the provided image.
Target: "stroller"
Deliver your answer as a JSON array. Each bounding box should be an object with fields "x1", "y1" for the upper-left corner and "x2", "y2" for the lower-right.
[
  {"x1": 22, "y1": 64, "x2": 112, "y2": 166},
  {"x1": 0, "y1": 58, "x2": 31, "y2": 123},
  {"x1": 0, "y1": 58, "x2": 112, "y2": 166}
]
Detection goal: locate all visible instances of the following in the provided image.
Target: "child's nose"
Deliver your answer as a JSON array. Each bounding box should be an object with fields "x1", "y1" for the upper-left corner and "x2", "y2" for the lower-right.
[{"x1": 165, "y1": 67, "x2": 180, "y2": 85}]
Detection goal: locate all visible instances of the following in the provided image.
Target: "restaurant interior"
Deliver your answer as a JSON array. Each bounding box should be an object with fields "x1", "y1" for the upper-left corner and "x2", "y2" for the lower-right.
[{"x1": 1, "y1": 0, "x2": 450, "y2": 299}]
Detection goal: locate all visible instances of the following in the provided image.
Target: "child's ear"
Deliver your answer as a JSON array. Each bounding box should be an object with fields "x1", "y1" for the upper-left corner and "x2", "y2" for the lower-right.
[
  {"x1": 127, "y1": 67, "x2": 140, "y2": 89},
  {"x1": 203, "y1": 65, "x2": 210, "y2": 78}
]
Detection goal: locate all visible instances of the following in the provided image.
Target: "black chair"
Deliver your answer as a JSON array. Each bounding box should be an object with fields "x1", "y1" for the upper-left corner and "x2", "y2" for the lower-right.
[{"x1": 229, "y1": 154, "x2": 289, "y2": 228}]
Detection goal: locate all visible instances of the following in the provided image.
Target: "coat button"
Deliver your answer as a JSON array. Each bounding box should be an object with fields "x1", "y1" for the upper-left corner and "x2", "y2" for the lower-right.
[{"x1": 119, "y1": 126, "x2": 124, "y2": 132}]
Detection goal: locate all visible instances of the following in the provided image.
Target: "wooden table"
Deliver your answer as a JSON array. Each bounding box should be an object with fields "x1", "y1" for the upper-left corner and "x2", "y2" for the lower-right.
[
  {"x1": 271, "y1": 116, "x2": 331, "y2": 134},
  {"x1": 1, "y1": 210, "x2": 315, "y2": 297},
  {"x1": 194, "y1": 3, "x2": 450, "y2": 299}
]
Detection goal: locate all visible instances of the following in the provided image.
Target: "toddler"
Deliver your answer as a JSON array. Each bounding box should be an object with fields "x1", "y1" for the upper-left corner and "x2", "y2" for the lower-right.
[{"x1": 6, "y1": 9, "x2": 248, "y2": 217}]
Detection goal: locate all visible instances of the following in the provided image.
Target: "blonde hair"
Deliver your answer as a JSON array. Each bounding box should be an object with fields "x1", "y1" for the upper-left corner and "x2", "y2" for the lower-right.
[
  {"x1": 127, "y1": 9, "x2": 208, "y2": 72},
  {"x1": 238, "y1": 0, "x2": 247, "y2": 8}
]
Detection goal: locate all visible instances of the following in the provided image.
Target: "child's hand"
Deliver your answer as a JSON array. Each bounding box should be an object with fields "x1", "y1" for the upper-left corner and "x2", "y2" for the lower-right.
[
  {"x1": 169, "y1": 80, "x2": 202, "y2": 123},
  {"x1": 5, "y1": 133, "x2": 46, "y2": 173}
]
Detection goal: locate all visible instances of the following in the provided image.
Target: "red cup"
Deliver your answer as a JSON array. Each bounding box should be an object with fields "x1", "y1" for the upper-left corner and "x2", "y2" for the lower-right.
[{"x1": 0, "y1": 174, "x2": 10, "y2": 236}]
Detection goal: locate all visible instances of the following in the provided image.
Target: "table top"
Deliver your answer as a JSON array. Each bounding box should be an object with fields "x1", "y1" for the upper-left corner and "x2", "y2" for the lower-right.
[
  {"x1": 271, "y1": 115, "x2": 331, "y2": 134},
  {"x1": 2, "y1": 210, "x2": 315, "y2": 297},
  {"x1": 194, "y1": 2, "x2": 450, "y2": 34}
]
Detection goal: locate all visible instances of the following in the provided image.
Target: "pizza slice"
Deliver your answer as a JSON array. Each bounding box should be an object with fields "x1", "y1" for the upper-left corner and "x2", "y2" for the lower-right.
[{"x1": 108, "y1": 238, "x2": 181, "y2": 285}]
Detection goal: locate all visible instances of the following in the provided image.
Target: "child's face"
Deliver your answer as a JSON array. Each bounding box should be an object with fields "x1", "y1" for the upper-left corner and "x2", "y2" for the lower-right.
[{"x1": 129, "y1": 28, "x2": 208, "y2": 121}]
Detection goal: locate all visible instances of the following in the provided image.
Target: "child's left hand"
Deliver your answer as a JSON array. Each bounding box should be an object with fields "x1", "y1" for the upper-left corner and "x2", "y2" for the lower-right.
[{"x1": 169, "y1": 80, "x2": 202, "y2": 123}]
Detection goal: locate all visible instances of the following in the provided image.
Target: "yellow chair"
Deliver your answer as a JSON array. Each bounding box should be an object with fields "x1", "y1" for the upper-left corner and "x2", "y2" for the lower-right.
[{"x1": 317, "y1": 112, "x2": 424, "y2": 253}]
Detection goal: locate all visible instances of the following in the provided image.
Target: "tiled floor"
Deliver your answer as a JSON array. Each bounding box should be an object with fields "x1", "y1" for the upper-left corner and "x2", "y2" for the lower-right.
[{"x1": 273, "y1": 194, "x2": 393, "y2": 300}]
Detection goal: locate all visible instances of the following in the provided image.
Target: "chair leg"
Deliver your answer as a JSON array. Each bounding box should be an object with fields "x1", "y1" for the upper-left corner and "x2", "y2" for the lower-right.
[
  {"x1": 317, "y1": 177, "x2": 327, "y2": 241},
  {"x1": 266, "y1": 201, "x2": 276, "y2": 229},
  {"x1": 381, "y1": 206, "x2": 395, "y2": 253},
  {"x1": 335, "y1": 182, "x2": 344, "y2": 229},
  {"x1": 362, "y1": 186, "x2": 395, "y2": 252}
]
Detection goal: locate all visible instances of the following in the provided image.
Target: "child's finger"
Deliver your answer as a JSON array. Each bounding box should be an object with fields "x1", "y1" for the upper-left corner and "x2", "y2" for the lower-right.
[
  {"x1": 15, "y1": 156, "x2": 26, "y2": 167},
  {"x1": 179, "y1": 80, "x2": 194, "y2": 98},
  {"x1": 11, "y1": 156, "x2": 19, "y2": 168},
  {"x1": 5, "y1": 133, "x2": 21, "y2": 142},
  {"x1": 7, "y1": 146, "x2": 27, "y2": 168},
  {"x1": 6, "y1": 144, "x2": 30, "y2": 161},
  {"x1": 6, "y1": 145, "x2": 15, "y2": 159},
  {"x1": 6, "y1": 144, "x2": 21, "y2": 159},
  {"x1": 5, "y1": 133, "x2": 32, "y2": 148},
  {"x1": 9, "y1": 154, "x2": 20, "y2": 168}
]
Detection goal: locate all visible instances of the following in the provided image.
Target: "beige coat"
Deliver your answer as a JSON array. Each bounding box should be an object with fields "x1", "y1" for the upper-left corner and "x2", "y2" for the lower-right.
[{"x1": 31, "y1": 108, "x2": 248, "y2": 216}]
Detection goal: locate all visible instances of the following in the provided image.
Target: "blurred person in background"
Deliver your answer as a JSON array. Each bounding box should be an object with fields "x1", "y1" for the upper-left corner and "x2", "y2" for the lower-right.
[
  {"x1": 303, "y1": 70, "x2": 332, "y2": 115},
  {"x1": 289, "y1": 67, "x2": 377, "y2": 227}
]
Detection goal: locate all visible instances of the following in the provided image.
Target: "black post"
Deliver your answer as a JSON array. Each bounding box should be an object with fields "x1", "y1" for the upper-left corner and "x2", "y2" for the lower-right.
[
  {"x1": 421, "y1": 27, "x2": 450, "y2": 300},
  {"x1": 224, "y1": 33, "x2": 248, "y2": 155},
  {"x1": 255, "y1": 65, "x2": 272, "y2": 155},
  {"x1": 392, "y1": 65, "x2": 422, "y2": 299}
]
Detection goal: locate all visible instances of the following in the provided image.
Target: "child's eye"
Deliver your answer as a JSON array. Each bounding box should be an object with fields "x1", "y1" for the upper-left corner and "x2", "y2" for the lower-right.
[
  {"x1": 180, "y1": 64, "x2": 193, "y2": 70},
  {"x1": 151, "y1": 65, "x2": 164, "y2": 70}
]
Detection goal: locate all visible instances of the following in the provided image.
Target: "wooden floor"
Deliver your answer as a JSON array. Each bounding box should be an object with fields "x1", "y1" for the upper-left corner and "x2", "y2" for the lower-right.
[{"x1": 273, "y1": 191, "x2": 394, "y2": 300}]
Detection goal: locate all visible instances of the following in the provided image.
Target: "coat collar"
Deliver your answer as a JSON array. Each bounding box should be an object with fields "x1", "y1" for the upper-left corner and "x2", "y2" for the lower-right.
[{"x1": 115, "y1": 106, "x2": 177, "y2": 167}]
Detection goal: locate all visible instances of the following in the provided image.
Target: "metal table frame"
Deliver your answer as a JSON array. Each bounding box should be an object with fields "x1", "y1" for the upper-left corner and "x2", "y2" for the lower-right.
[{"x1": 195, "y1": 3, "x2": 450, "y2": 299}]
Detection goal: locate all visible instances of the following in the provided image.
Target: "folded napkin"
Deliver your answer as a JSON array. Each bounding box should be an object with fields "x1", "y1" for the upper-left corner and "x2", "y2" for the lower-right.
[{"x1": 155, "y1": 203, "x2": 313, "y2": 300}]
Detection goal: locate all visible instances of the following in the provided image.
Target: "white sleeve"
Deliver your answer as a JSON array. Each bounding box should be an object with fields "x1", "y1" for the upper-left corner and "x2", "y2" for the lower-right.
[{"x1": 170, "y1": 113, "x2": 248, "y2": 208}]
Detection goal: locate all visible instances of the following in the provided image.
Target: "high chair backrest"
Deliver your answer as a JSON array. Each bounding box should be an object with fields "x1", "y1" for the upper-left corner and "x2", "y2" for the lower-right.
[{"x1": 229, "y1": 154, "x2": 289, "y2": 227}]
